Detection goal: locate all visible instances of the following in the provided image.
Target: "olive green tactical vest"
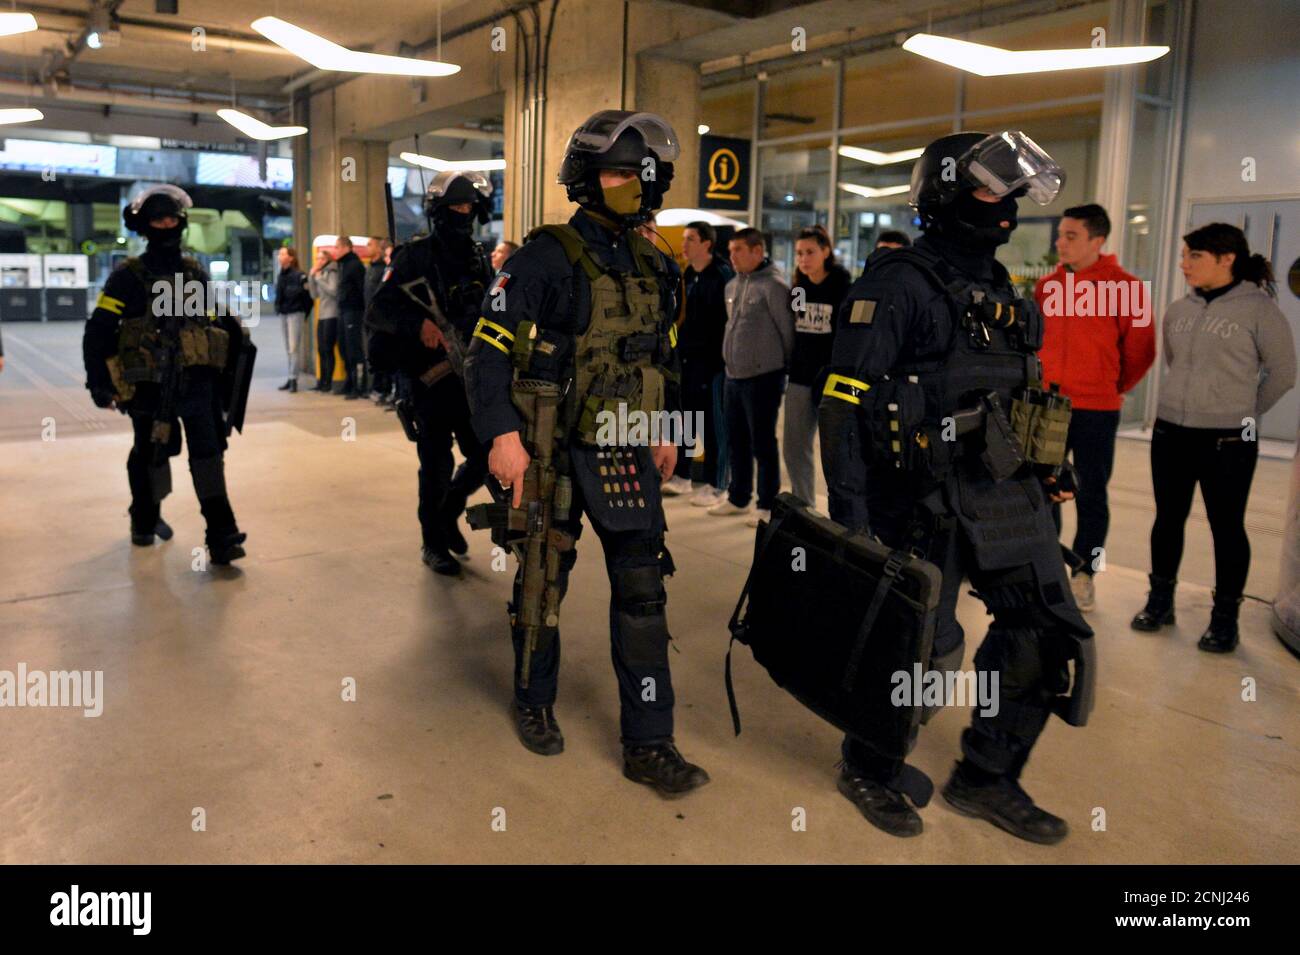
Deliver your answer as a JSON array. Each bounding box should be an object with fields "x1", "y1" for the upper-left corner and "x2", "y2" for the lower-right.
[
  {"x1": 105, "y1": 256, "x2": 229, "y2": 401},
  {"x1": 520, "y1": 224, "x2": 669, "y2": 443}
]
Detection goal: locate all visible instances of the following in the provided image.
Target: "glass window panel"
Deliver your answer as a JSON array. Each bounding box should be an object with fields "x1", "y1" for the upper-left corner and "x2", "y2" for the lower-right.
[
  {"x1": 762, "y1": 65, "x2": 836, "y2": 140},
  {"x1": 841, "y1": 49, "x2": 955, "y2": 131},
  {"x1": 701, "y1": 82, "x2": 755, "y2": 140},
  {"x1": 758, "y1": 137, "x2": 831, "y2": 275}
]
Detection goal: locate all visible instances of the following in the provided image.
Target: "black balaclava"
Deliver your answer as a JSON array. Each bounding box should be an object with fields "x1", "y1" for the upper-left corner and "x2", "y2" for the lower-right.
[
  {"x1": 933, "y1": 189, "x2": 1019, "y2": 254},
  {"x1": 433, "y1": 206, "x2": 476, "y2": 240},
  {"x1": 137, "y1": 194, "x2": 186, "y2": 254}
]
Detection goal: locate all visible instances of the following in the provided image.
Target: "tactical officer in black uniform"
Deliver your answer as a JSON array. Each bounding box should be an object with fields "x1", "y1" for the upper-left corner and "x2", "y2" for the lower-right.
[
  {"x1": 820, "y1": 132, "x2": 1095, "y2": 843},
  {"x1": 83, "y1": 185, "x2": 247, "y2": 564},
  {"x1": 365, "y1": 171, "x2": 493, "y2": 575},
  {"x1": 464, "y1": 110, "x2": 709, "y2": 797}
]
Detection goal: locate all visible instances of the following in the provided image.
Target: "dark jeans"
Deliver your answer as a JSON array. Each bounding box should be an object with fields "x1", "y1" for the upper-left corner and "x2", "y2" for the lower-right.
[
  {"x1": 339, "y1": 308, "x2": 365, "y2": 393},
  {"x1": 1149, "y1": 418, "x2": 1259, "y2": 599},
  {"x1": 413, "y1": 375, "x2": 488, "y2": 552},
  {"x1": 316, "y1": 317, "x2": 339, "y2": 388},
  {"x1": 674, "y1": 366, "x2": 728, "y2": 489},
  {"x1": 512, "y1": 464, "x2": 676, "y2": 743},
  {"x1": 1051, "y1": 408, "x2": 1120, "y2": 575},
  {"x1": 725, "y1": 369, "x2": 785, "y2": 510}
]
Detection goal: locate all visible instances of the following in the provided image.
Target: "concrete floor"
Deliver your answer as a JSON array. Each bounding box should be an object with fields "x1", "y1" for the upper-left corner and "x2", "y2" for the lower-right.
[{"x1": 1, "y1": 317, "x2": 1297, "y2": 864}]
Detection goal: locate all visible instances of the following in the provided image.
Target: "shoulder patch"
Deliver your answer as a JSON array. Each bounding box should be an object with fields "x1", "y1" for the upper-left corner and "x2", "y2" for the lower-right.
[
  {"x1": 849, "y1": 299, "x2": 877, "y2": 325},
  {"x1": 489, "y1": 272, "x2": 511, "y2": 294}
]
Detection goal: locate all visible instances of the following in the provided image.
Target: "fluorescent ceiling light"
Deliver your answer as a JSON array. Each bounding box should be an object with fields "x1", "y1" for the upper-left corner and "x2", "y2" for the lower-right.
[
  {"x1": 0, "y1": 108, "x2": 44, "y2": 126},
  {"x1": 902, "y1": 33, "x2": 1168, "y2": 76},
  {"x1": 218, "y1": 108, "x2": 307, "y2": 140},
  {"x1": 400, "y1": 151, "x2": 505, "y2": 172},
  {"x1": 838, "y1": 145, "x2": 924, "y2": 166},
  {"x1": 838, "y1": 183, "x2": 910, "y2": 199},
  {"x1": 0, "y1": 13, "x2": 37, "y2": 37},
  {"x1": 252, "y1": 17, "x2": 459, "y2": 76}
]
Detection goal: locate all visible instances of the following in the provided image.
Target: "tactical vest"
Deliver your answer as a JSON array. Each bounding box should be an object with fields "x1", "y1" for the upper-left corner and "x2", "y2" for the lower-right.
[
  {"x1": 836, "y1": 247, "x2": 1069, "y2": 482},
  {"x1": 105, "y1": 256, "x2": 229, "y2": 401},
  {"x1": 509, "y1": 223, "x2": 672, "y2": 445}
]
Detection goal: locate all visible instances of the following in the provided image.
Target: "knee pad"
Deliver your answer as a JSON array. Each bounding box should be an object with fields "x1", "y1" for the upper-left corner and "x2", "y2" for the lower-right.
[
  {"x1": 613, "y1": 564, "x2": 669, "y2": 668},
  {"x1": 189, "y1": 454, "x2": 227, "y2": 501}
]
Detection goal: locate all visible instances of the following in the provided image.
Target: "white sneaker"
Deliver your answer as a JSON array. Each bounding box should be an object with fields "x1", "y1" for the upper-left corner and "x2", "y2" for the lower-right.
[
  {"x1": 707, "y1": 498, "x2": 750, "y2": 517},
  {"x1": 661, "y1": 475, "x2": 692, "y2": 497},
  {"x1": 1070, "y1": 572, "x2": 1096, "y2": 612},
  {"x1": 746, "y1": 508, "x2": 771, "y2": 528},
  {"x1": 690, "y1": 487, "x2": 724, "y2": 507}
]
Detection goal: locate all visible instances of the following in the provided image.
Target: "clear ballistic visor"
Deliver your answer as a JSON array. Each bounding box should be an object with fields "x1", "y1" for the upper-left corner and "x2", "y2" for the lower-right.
[
  {"x1": 567, "y1": 111, "x2": 681, "y2": 162},
  {"x1": 960, "y1": 131, "x2": 1064, "y2": 205},
  {"x1": 128, "y1": 183, "x2": 193, "y2": 214}
]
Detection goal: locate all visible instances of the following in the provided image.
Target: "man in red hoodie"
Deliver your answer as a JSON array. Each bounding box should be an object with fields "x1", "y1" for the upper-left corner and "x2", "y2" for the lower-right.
[{"x1": 1035, "y1": 203, "x2": 1155, "y2": 612}]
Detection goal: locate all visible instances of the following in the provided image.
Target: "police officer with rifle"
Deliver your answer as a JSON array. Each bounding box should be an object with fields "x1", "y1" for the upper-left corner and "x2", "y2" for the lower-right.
[
  {"x1": 464, "y1": 110, "x2": 709, "y2": 797},
  {"x1": 83, "y1": 184, "x2": 250, "y2": 565},
  {"x1": 820, "y1": 132, "x2": 1095, "y2": 842},
  {"x1": 365, "y1": 171, "x2": 494, "y2": 576}
]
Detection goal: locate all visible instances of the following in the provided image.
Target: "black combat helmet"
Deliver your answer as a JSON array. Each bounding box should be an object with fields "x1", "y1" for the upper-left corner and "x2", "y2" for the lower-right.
[
  {"x1": 911, "y1": 131, "x2": 1065, "y2": 226},
  {"x1": 123, "y1": 183, "x2": 193, "y2": 248},
  {"x1": 423, "y1": 169, "x2": 494, "y2": 228},
  {"x1": 557, "y1": 110, "x2": 679, "y2": 226}
]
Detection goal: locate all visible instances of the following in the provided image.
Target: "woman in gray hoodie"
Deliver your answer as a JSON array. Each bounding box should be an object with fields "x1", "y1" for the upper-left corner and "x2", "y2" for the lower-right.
[
  {"x1": 308, "y1": 249, "x2": 340, "y2": 392},
  {"x1": 1132, "y1": 223, "x2": 1295, "y2": 652}
]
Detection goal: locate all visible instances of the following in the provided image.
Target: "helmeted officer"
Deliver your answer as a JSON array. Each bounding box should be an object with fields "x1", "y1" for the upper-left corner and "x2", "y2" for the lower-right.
[
  {"x1": 464, "y1": 110, "x2": 709, "y2": 796},
  {"x1": 820, "y1": 132, "x2": 1095, "y2": 843},
  {"x1": 83, "y1": 184, "x2": 247, "y2": 564},
  {"x1": 365, "y1": 171, "x2": 494, "y2": 576}
]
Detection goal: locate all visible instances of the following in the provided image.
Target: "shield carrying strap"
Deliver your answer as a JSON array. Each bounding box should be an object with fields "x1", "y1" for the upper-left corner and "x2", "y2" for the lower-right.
[
  {"x1": 725, "y1": 507, "x2": 791, "y2": 736},
  {"x1": 841, "y1": 548, "x2": 912, "y2": 693}
]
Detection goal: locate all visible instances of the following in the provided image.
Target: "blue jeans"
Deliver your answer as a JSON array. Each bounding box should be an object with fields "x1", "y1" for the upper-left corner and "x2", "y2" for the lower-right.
[{"x1": 725, "y1": 369, "x2": 785, "y2": 510}]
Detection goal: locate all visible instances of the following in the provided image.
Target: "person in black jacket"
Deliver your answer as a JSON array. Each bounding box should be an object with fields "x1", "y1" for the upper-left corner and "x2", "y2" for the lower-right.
[
  {"x1": 664, "y1": 220, "x2": 734, "y2": 506},
  {"x1": 274, "y1": 247, "x2": 312, "y2": 393},
  {"x1": 785, "y1": 224, "x2": 851, "y2": 506},
  {"x1": 365, "y1": 173, "x2": 493, "y2": 575},
  {"x1": 333, "y1": 235, "x2": 368, "y2": 399},
  {"x1": 363, "y1": 236, "x2": 394, "y2": 403}
]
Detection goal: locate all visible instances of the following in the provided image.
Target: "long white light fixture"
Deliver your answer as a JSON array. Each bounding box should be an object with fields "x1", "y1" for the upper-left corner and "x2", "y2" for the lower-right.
[
  {"x1": 400, "y1": 151, "x2": 505, "y2": 172},
  {"x1": 838, "y1": 145, "x2": 924, "y2": 166},
  {"x1": 902, "y1": 33, "x2": 1168, "y2": 76},
  {"x1": 217, "y1": 108, "x2": 307, "y2": 140},
  {"x1": 0, "y1": 12, "x2": 37, "y2": 37},
  {"x1": 0, "y1": 107, "x2": 44, "y2": 126},
  {"x1": 252, "y1": 17, "x2": 459, "y2": 76},
  {"x1": 838, "y1": 183, "x2": 910, "y2": 199}
]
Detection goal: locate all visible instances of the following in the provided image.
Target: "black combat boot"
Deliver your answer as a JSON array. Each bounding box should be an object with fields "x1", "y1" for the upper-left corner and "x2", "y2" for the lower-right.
[
  {"x1": 131, "y1": 518, "x2": 173, "y2": 547},
  {"x1": 513, "y1": 701, "x2": 564, "y2": 756},
  {"x1": 422, "y1": 545, "x2": 461, "y2": 576},
  {"x1": 622, "y1": 740, "x2": 710, "y2": 797},
  {"x1": 1131, "y1": 574, "x2": 1176, "y2": 631},
  {"x1": 1198, "y1": 591, "x2": 1242, "y2": 653},
  {"x1": 837, "y1": 766, "x2": 924, "y2": 837},
  {"x1": 942, "y1": 760, "x2": 1069, "y2": 845},
  {"x1": 208, "y1": 531, "x2": 247, "y2": 565},
  {"x1": 442, "y1": 512, "x2": 469, "y2": 556}
]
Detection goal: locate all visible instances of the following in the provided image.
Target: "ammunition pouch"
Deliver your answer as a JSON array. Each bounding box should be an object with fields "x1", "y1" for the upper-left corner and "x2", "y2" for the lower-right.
[{"x1": 1009, "y1": 383, "x2": 1071, "y2": 468}]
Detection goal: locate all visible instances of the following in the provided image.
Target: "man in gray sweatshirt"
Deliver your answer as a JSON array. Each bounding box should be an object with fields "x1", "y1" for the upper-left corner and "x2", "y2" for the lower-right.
[{"x1": 709, "y1": 227, "x2": 795, "y2": 525}]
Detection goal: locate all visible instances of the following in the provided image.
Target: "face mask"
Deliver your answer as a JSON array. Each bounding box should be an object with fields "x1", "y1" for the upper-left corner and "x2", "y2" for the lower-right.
[
  {"x1": 940, "y1": 190, "x2": 1019, "y2": 250},
  {"x1": 601, "y1": 177, "x2": 644, "y2": 217},
  {"x1": 144, "y1": 223, "x2": 185, "y2": 251}
]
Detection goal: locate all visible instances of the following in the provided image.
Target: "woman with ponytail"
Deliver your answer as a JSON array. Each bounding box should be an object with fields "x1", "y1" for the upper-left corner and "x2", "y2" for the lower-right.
[
  {"x1": 786, "y1": 224, "x2": 851, "y2": 506},
  {"x1": 1132, "y1": 222, "x2": 1296, "y2": 652}
]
